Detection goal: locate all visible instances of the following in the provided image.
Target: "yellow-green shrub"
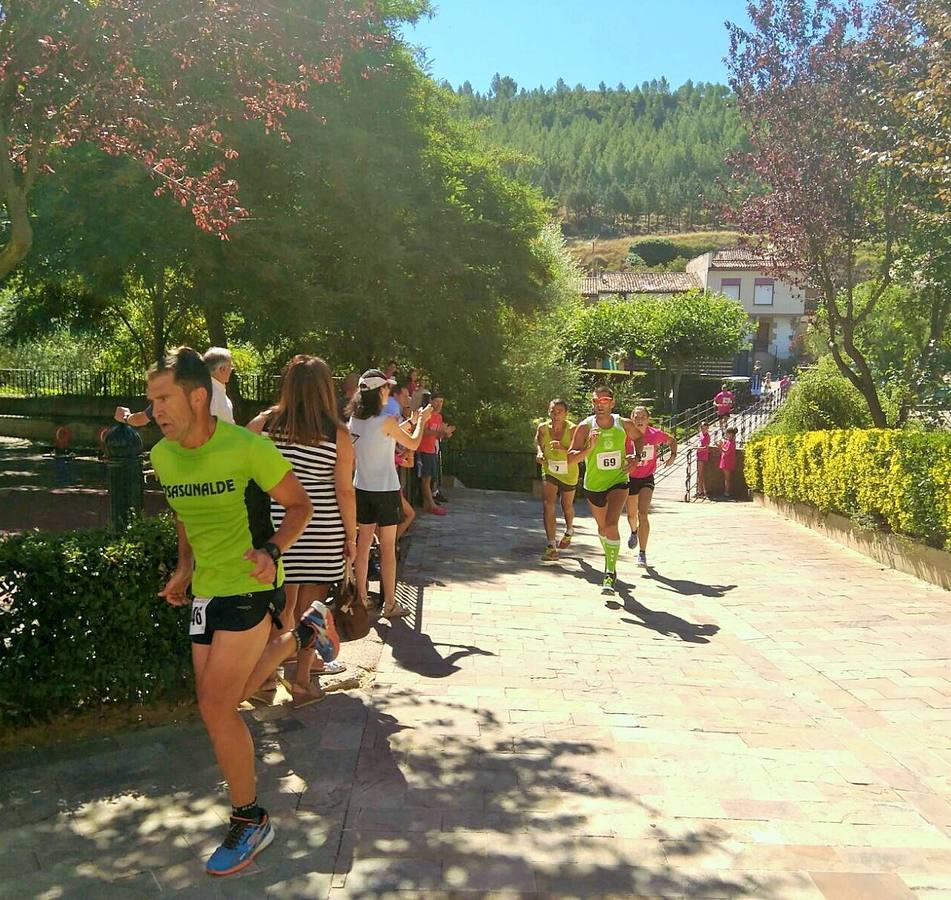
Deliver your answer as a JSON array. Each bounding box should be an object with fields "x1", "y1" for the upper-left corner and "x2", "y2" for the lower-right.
[{"x1": 745, "y1": 430, "x2": 951, "y2": 550}]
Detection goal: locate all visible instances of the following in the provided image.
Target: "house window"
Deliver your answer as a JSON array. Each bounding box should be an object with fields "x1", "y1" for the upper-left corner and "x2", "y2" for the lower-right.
[
  {"x1": 754, "y1": 278, "x2": 775, "y2": 306},
  {"x1": 720, "y1": 278, "x2": 741, "y2": 300}
]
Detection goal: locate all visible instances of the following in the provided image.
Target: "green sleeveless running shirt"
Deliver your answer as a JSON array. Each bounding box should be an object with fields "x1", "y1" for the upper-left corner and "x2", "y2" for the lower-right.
[
  {"x1": 540, "y1": 420, "x2": 579, "y2": 486},
  {"x1": 582, "y1": 414, "x2": 629, "y2": 492}
]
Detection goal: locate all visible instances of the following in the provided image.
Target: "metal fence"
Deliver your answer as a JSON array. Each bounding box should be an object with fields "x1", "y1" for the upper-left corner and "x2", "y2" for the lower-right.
[
  {"x1": 0, "y1": 368, "x2": 145, "y2": 398},
  {"x1": 0, "y1": 368, "x2": 281, "y2": 403}
]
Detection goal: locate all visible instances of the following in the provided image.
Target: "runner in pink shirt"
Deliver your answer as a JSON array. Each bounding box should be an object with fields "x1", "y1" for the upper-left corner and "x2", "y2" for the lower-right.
[{"x1": 624, "y1": 406, "x2": 677, "y2": 567}]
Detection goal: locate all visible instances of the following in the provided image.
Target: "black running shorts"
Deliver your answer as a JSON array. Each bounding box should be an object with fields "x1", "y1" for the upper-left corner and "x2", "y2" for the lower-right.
[
  {"x1": 189, "y1": 586, "x2": 286, "y2": 646},
  {"x1": 584, "y1": 482, "x2": 629, "y2": 508},
  {"x1": 628, "y1": 475, "x2": 656, "y2": 495},
  {"x1": 356, "y1": 488, "x2": 404, "y2": 527}
]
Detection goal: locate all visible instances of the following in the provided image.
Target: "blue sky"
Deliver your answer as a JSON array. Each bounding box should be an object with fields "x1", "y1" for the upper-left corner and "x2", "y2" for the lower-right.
[{"x1": 402, "y1": 0, "x2": 753, "y2": 93}]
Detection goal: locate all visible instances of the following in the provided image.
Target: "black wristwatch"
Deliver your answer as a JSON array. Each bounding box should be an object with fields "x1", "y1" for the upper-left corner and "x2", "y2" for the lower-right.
[{"x1": 261, "y1": 541, "x2": 282, "y2": 563}]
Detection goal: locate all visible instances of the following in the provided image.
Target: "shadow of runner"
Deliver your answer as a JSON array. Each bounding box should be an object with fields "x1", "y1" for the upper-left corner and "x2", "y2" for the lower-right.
[
  {"x1": 606, "y1": 591, "x2": 721, "y2": 644},
  {"x1": 376, "y1": 618, "x2": 495, "y2": 678},
  {"x1": 644, "y1": 567, "x2": 738, "y2": 598}
]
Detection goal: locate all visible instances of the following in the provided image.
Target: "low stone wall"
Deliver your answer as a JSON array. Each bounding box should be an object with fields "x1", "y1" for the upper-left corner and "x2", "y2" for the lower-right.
[
  {"x1": 754, "y1": 492, "x2": 951, "y2": 591},
  {"x1": 0, "y1": 395, "x2": 263, "y2": 449}
]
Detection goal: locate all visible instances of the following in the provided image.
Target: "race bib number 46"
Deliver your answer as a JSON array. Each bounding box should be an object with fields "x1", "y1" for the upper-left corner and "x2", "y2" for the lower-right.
[
  {"x1": 596, "y1": 450, "x2": 622, "y2": 470},
  {"x1": 190, "y1": 598, "x2": 211, "y2": 636},
  {"x1": 548, "y1": 459, "x2": 569, "y2": 475}
]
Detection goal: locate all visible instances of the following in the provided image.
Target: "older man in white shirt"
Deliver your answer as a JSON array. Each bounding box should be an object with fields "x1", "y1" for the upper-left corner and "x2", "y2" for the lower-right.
[{"x1": 202, "y1": 346, "x2": 236, "y2": 424}]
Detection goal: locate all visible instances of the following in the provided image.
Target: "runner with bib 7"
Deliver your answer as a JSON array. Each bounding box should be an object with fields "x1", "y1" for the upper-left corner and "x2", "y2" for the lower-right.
[
  {"x1": 568, "y1": 385, "x2": 644, "y2": 594},
  {"x1": 535, "y1": 399, "x2": 579, "y2": 561}
]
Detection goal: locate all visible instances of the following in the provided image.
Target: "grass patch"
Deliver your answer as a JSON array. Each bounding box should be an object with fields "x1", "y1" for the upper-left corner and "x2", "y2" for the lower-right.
[{"x1": 567, "y1": 230, "x2": 744, "y2": 270}]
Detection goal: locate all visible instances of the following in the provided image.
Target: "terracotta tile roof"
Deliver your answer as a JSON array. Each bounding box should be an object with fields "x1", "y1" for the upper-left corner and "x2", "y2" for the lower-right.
[
  {"x1": 579, "y1": 271, "x2": 702, "y2": 296},
  {"x1": 710, "y1": 248, "x2": 787, "y2": 270}
]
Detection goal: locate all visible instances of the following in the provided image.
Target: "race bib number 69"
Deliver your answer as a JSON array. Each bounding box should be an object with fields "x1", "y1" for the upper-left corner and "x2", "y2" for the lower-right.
[{"x1": 596, "y1": 450, "x2": 622, "y2": 470}]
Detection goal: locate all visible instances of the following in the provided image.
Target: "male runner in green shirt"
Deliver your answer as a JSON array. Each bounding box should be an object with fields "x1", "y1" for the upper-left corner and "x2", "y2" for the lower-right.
[
  {"x1": 148, "y1": 347, "x2": 313, "y2": 876},
  {"x1": 569, "y1": 385, "x2": 644, "y2": 593}
]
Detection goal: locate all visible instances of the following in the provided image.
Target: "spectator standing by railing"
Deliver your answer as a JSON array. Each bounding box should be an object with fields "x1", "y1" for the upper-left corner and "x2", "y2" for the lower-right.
[
  {"x1": 713, "y1": 382, "x2": 735, "y2": 432},
  {"x1": 718, "y1": 427, "x2": 738, "y2": 500},
  {"x1": 695, "y1": 422, "x2": 711, "y2": 498},
  {"x1": 750, "y1": 362, "x2": 763, "y2": 401}
]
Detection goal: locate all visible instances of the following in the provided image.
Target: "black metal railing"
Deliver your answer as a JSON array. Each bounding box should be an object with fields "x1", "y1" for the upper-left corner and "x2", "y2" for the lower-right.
[
  {"x1": 0, "y1": 367, "x2": 281, "y2": 403},
  {"x1": 233, "y1": 372, "x2": 282, "y2": 404},
  {"x1": 0, "y1": 368, "x2": 145, "y2": 398}
]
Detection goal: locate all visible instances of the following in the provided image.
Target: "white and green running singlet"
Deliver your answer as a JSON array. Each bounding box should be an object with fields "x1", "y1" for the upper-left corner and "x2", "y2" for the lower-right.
[{"x1": 582, "y1": 414, "x2": 629, "y2": 493}]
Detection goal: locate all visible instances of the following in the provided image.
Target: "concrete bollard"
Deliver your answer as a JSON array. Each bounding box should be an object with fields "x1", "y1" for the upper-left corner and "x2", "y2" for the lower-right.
[{"x1": 103, "y1": 423, "x2": 144, "y2": 529}]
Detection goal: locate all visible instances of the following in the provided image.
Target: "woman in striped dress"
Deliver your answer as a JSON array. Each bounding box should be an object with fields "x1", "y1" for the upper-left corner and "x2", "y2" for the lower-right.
[{"x1": 247, "y1": 355, "x2": 357, "y2": 705}]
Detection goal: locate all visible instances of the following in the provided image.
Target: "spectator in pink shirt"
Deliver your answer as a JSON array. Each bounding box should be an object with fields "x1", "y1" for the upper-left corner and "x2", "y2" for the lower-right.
[
  {"x1": 624, "y1": 405, "x2": 677, "y2": 568},
  {"x1": 695, "y1": 421, "x2": 711, "y2": 498},
  {"x1": 718, "y1": 427, "x2": 738, "y2": 499}
]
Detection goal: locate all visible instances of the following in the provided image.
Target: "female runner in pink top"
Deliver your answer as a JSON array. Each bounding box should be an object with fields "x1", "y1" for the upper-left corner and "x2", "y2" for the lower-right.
[{"x1": 624, "y1": 406, "x2": 677, "y2": 567}]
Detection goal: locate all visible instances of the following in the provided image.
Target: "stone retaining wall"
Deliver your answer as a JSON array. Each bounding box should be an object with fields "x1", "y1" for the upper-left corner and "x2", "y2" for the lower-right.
[{"x1": 754, "y1": 492, "x2": 951, "y2": 591}]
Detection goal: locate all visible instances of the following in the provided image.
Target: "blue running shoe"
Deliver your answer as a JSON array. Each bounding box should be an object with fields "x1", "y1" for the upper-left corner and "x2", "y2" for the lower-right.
[
  {"x1": 297, "y1": 601, "x2": 340, "y2": 663},
  {"x1": 206, "y1": 813, "x2": 274, "y2": 876}
]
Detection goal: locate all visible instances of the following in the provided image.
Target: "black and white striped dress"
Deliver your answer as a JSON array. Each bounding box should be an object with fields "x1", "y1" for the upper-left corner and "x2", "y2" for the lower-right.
[{"x1": 268, "y1": 430, "x2": 345, "y2": 585}]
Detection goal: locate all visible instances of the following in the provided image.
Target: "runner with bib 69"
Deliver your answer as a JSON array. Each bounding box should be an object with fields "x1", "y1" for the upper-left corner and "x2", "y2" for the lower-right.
[{"x1": 568, "y1": 385, "x2": 644, "y2": 594}]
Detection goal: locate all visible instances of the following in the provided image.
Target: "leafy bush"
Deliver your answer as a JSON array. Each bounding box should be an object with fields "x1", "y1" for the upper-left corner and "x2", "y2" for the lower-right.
[
  {"x1": 628, "y1": 238, "x2": 680, "y2": 266},
  {"x1": 0, "y1": 516, "x2": 192, "y2": 726},
  {"x1": 769, "y1": 357, "x2": 871, "y2": 433},
  {"x1": 745, "y1": 429, "x2": 951, "y2": 549}
]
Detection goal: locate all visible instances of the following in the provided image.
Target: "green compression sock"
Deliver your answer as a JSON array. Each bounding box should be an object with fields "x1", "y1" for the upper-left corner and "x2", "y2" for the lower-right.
[
  {"x1": 598, "y1": 534, "x2": 608, "y2": 554},
  {"x1": 604, "y1": 538, "x2": 621, "y2": 573}
]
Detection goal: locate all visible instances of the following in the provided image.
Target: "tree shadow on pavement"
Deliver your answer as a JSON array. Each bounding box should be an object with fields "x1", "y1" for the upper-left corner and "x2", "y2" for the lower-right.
[{"x1": 0, "y1": 688, "x2": 793, "y2": 898}]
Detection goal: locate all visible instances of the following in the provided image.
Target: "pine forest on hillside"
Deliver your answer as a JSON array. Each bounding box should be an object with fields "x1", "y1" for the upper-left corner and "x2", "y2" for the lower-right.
[{"x1": 453, "y1": 77, "x2": 747, "y2": 233}]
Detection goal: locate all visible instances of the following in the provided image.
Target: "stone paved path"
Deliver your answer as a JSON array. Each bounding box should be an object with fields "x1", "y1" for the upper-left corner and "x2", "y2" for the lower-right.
[{"x1": 3, "y1": 483, "x2": 951, "y2": 898}]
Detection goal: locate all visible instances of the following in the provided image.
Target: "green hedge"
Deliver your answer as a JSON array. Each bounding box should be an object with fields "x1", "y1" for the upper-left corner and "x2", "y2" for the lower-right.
[
  {"x1": 0, "y1": 516, "x2": 192, "y2": 726},
  {"x1": 627, "y1": 238, "x2": 681, "y2": 266},
  {"x1": 745, "y1": 429, "x2": 951, "y2": 550}
]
